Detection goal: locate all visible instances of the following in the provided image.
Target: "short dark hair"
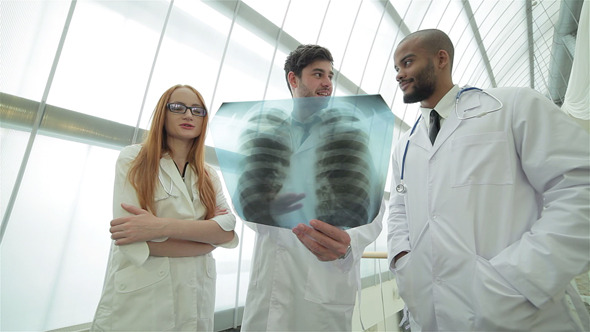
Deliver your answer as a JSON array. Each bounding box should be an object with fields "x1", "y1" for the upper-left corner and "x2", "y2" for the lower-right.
[{"x1": 284, "y1": 44, "x2": 333, "y2": 94}]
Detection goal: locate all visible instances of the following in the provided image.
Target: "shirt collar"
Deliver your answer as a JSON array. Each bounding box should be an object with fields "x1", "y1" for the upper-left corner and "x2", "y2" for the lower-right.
[{"x1": 419, "y1": 85, "x2": 460, "y2": 123}]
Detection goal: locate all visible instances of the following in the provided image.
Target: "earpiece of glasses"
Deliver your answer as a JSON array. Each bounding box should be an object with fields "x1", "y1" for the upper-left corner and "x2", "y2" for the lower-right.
[{"x1": 167, "y1": 103, "x2": 207, "y2": 117}]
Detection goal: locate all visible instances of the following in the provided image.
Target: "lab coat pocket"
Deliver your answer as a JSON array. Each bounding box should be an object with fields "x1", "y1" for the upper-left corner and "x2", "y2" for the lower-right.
[
  {"x1": 205, "y1": 253, "x2": 217, "y2": 279},
  {"x1": 198, "y1": 254, "x2": 216, "y2": 327},
  {"x1": 111, "y1": 257, "x2": 174, "y2": 331},
  {"x1": 451, "y1": 132, "x2": 513, "y2": 187},
  {"x1": 472, "y1": 256, "x2": 536, "y2": 330},
  {"x1": 393, "y1": 252, "x2": 420, "y2": 319},
  {"x1": 304, "y1": 261, "x2": 356, "y2": 305}
]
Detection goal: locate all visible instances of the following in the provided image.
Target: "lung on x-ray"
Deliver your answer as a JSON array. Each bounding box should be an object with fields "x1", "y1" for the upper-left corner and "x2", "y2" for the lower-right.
[{"x1": 210, "y1": 95, "x2": 394, "y2": 229}]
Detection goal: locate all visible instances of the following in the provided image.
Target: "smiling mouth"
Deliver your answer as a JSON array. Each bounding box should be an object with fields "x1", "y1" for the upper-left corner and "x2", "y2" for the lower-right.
[
  {"x1": 399, "y1": 80, "x2": 413, "y2": 91},
  {"x1": 316, "y1": 91, "x2": 331, "y2": 96},
  {"x1": 180, "y1": 124, "x2": 194, "y2": 128}
]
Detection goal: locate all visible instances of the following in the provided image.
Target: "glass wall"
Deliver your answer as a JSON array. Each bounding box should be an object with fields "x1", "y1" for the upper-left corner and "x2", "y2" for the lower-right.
[{"x1": 0, "y1": 0, "x2": 565, "y2": 330}]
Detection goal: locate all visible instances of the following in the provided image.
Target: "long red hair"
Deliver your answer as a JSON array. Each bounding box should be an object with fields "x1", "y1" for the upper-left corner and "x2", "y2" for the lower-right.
[{"x1": 127, "y1": 84, "x2": 216, "y2": 218}]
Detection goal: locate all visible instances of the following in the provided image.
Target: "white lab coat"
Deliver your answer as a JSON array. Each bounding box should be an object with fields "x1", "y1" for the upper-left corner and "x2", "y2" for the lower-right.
[
  {"x1": 241, "y1": 210, "x2": 384, "y2": 332},
  {"x1": 241, "y1": 117, "x2": 386, "y2": 331},
  {"x1": 387, "y1": 87, "x2": 590, "y2": 331},
  {"x1": 92, "y1": 144, "x2": 238, "y2": 331}
]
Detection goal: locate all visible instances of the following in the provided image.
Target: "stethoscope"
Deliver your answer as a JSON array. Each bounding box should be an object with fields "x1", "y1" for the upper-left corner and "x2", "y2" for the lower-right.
[
  {"x1": 454, "y1": 87, "x2": 503, "y2": 120},
  {"x1": 158, "y1": 173, "x2": 175, "y2": 199},
  {"x1": 395, "y1": 87, "x2": 503, "y2": 194}
]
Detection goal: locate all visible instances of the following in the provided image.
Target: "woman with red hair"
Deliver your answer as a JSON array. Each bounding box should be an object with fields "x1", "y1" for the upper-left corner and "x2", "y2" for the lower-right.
[{"x1": 92, "y1": 84, "x2": 238, "y2": 331}]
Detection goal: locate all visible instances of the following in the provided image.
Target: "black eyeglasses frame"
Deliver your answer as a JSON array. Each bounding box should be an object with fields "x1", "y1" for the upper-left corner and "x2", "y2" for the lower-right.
[{"x1": 167, "y1": 103, "x2": 207, "y2": 117}]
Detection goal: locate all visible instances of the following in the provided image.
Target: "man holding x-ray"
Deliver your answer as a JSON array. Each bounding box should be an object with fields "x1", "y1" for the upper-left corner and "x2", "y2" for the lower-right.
[{"x1": 239, "y1": 44, "x2": 386, "y2": 331}]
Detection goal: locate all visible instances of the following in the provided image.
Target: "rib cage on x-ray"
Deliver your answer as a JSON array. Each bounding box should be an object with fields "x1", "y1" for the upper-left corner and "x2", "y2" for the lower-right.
[
  {"x1": 236, "y1": 104, "x2": 373, "y2": 228},
  {"x1": 237, "y1": 108, "x2": 291, "y2": 224},
  {"x1": 315, "y1": 108, "x2": 371, "y2": 228}
]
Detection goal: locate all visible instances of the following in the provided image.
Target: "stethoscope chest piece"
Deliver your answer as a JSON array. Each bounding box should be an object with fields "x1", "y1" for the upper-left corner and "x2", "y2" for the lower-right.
[{"x1": 396, "y1": 183, "x2": 407, "y2": 194}]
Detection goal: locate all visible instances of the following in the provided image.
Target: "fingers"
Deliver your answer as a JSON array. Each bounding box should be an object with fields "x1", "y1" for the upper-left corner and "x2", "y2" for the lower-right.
[
  {"x1": 214, "y1": 208, "x2": 228, "y2": 216},
  {"x1": 113, "y1": 236, "x2": 132, "y2": 246},
  {"x1": 109, "y1": 225, "x2": 129, "y2": 245},
  {"x1": 110, "y1": 222, "x2": 129, "y2": 238},
  {"x1": 293, "y1": 226, "x2": 332, "y2": 261},
  {"x1": 299, "y1": 220, "x2": 350, "y2": 250},
  {"x1": 270, "y1": 193, "x2": 306, "y2": 215},
  {"x1": 292, "y1": 221, "x2": 351, "y2": 261},
  {"x1": 121, "y1": 203, "x2": 148, "y2": 215},
  {"x1": 281, "y1": 203, "x2": 303, "y2": 213},
  {"x1": 109, "y1": 221, "x2": 143, "y2": 245},
  {"x1": 309, "y1": 219, "x2": 350, "y2": 243},
  {"x1": 110, "y1": 216, "x2": 127, "y2": 227},
  {"x1": 110, "y1": 203, "x2": 148, "y2": 237},
  {"x1": 281, "y1": 193, "x2": 306, "y2": 204}
]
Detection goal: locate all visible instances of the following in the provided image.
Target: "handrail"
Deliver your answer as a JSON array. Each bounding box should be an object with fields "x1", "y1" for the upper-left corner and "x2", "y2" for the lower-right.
[{"x1": 362, "y1": 251, "x2": 387, "y2": 259}]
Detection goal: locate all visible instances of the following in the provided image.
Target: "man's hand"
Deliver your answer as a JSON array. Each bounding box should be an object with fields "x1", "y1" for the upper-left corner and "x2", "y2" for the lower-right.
[
  {"x1": 110, "y1": 203, "x2": 165, "y2": 245},
  {"x1": 292, "y1": 219, "x2": 351, "y2": 261},
  {"x1": 270, "y1": 193, "x2": 305, "y2": 215}
]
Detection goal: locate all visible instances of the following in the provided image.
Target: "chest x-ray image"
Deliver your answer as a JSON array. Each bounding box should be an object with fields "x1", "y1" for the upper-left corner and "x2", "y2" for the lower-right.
[{"x1": 211, "y1": 95, "x2": 394, "y2": 229}]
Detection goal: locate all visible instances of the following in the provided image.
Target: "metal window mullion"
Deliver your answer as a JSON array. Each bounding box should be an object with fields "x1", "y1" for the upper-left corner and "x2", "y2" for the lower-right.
[
  {"x1": 526, "y1": 0, "x2": 535, "y2": 88},
  {"x1": 356, "y1": 0, "x2": 389, "y2": 95},
  {"x1": 0, "y1": 0, "x2": 77, "y2": 244},
  {"x1": 261, "y1": 0, "x2": 291, "y2": 101},
  {"x1": 132, "y1": 0, "x2": 175, "y2": 144},
  {"x1": 315, "y1": 0, "x2": 332, "y2": 44},
  {"x1": 460, "y1": 0, "x2": 496, "y2": 87},
  {"x1": 209, "y1": 1, "x2": 241, "y2": 112},
  {"x1": 333, "y1": 0, "x2": 364, "y2": 95}
]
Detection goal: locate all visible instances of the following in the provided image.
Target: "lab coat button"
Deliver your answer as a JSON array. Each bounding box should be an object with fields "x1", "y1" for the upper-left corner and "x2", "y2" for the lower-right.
[
  {"x1": 119, "y1": 284, "x2": 126, "y2": 290},
  {"x1": 159, "y1": 270, "x2": 165, "y2": 276}
]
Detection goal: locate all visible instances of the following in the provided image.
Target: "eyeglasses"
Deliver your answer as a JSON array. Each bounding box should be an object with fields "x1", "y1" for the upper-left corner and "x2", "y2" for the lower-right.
[{"x1": 167, "y1": 103, "x2": 207, "y2": 117}]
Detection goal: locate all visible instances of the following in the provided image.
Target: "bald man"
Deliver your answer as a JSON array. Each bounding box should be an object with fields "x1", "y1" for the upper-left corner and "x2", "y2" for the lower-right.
[{"x1": 387, "y1": 29, "x2": 590, "y2": 331}]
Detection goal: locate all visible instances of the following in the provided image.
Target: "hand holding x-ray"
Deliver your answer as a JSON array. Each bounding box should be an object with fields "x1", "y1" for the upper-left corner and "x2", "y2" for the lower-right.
[{"x1": 270, "y1": 193, "x2": 306, "y2": 216}]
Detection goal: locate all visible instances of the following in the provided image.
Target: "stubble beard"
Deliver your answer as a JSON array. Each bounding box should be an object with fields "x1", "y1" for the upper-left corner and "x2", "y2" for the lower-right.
[{"x1": 403, "y1": 60, "x2": 436, "y2": 104}]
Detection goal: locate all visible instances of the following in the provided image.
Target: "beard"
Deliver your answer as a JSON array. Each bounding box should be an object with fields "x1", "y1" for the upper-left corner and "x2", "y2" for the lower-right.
[{"x1": 403, "y1": 60, "x2": 436, "y2": 104}]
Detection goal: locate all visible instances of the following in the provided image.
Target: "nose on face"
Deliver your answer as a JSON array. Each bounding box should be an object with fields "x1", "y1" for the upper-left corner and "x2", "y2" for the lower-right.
[
  {"x1": 181, "y1": 110, "x2": 198, "y2": 119},
  {"x1": 396, "y1": 70, "x2": 405, "y2": 83}
]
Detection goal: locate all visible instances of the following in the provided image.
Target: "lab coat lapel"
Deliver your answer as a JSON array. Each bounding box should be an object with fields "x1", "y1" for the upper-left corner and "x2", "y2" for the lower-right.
[
  {"x1": 430, "y1": 94, "x2": 480, "y2": 154},
  {"x1": 160, "y1": 157, "x2": 192, "y2": 205},
  {"x1": 411, "y1": 117, "x2": 433, "y2": 151}
]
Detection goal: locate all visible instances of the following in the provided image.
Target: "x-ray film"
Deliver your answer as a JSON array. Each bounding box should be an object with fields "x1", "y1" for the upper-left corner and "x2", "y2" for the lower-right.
[{"x1": 210, "y1": 95, "x2": 394, "y2": 229}]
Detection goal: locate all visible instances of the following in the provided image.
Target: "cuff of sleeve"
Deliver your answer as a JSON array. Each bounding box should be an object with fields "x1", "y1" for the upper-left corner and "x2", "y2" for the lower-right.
[
  {"x1": 389, "y1": 245, "x2": 411, "y2": 271},
  {"x1": 212, "y1": 214, "x2": 237, "y2": 231},
  {"x1": 150, "y1": 236, "x2": 168, "y2": 243},
  {"x1": 333, "y1": 251, "x2": 354, "y2": 272},
  {"x1": 119, "y1": 241, "x2": 149, "y2": 266},
  {"x1": 213, "y1": 231, "x2": 239, "y2": 249},
  {"x1": 333, "y1": 239, "x2": 356, "y2": 272}
]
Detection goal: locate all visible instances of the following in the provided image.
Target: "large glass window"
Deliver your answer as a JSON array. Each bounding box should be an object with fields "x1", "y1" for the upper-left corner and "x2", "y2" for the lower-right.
[{"x1": 1, "y1": 0, "x2": 569, "y2": 330}]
